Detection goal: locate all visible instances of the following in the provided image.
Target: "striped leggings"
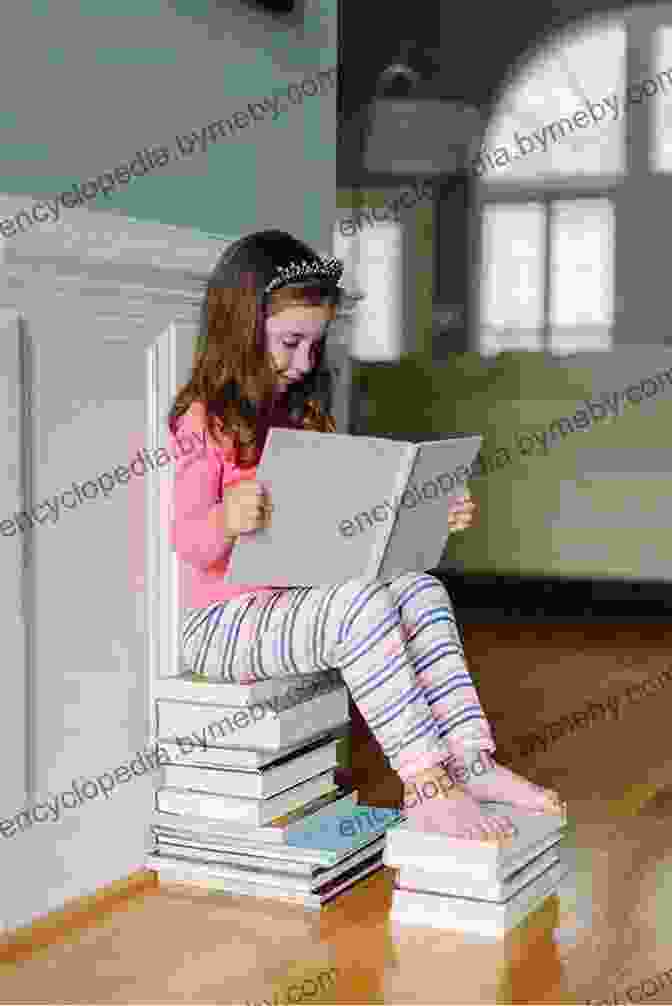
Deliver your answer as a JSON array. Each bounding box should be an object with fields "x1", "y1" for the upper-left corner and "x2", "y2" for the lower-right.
[{"x1": 181, "y1": 571, "x2": 494, "y2": 782}]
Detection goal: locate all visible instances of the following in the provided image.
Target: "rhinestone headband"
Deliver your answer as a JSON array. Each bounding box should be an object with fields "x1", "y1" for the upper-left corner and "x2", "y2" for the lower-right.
[{"x1": 263, "y1": 255, "x2": 343, "y2": 295}]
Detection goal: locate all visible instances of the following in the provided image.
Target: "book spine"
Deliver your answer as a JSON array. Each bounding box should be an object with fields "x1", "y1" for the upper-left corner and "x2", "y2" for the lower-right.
[
  {"x1": 163, "y1": 767, "x2": 261, "y2": 799},
  {"x1": 366, "y1": 443, "x2": 418, "y2": 578}
]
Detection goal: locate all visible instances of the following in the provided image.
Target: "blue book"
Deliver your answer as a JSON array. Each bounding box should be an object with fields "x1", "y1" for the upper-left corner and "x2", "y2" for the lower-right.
[{"x1": 285, "y1": 804, "x2": 401, "y2": 858}]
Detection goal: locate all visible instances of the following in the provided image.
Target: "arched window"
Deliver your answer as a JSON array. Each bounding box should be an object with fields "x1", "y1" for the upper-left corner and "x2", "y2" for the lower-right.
[{"x1": 474, "y1": 16, "x2": 627, "y2": 355}]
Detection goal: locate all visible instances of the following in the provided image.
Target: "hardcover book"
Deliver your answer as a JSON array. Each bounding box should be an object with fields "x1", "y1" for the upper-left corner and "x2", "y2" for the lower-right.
[
  {"x1": 155, "y1": 769, "x2": 337, "y2": 826},
  {"x1": 150, "y1": 788, "x2": 358, "y2": 845},
  {"x1": 155, "y1": 683, "x2": 348, "y2": 751},
  {"x1": 390, "y1": 859, "x2": 570, "y2": 936},
  {"x1": 224, "y1": 429, "x2": 483, "y2": 587},
  {"x1": 384, "y1": 803, "x2": 567, "y2": 881}
]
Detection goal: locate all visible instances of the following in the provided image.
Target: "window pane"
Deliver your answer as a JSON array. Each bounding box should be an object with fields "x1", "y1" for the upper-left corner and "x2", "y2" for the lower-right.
[
  {"x1": 479, "y1": 203, "x2": 545, "y2": 354},
  {"x1": 479, "y1": 19, "x2": 626, "y2": 182},
  {"x1": 549, "y1": 199, "x2": 614, "y2": 353},
  {"x1": 349, "y1": 221, "x2": 404, "y2": 362},
  {"x1": 651, "y1": 26, "x2": 672, "y2": 172}
]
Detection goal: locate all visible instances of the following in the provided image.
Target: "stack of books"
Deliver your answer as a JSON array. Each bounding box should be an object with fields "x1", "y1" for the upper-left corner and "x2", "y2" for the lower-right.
[
  {"x1": 384, "y1": 803, "x2": 569, "y2": 936},
  {"x1": 146, "y1": 669, "x2": 401, "y2": 906}
]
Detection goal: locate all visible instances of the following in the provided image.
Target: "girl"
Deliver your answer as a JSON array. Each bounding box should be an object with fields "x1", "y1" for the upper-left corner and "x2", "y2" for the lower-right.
[{"x1": 167, "y1": 230, "x2": 564, "y2": 842}]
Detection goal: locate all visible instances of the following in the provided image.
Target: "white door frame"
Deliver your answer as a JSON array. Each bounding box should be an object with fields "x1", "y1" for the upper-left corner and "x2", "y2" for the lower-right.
[{"x1": 0, "y1": 310, "x2": 29, "y2": 821}]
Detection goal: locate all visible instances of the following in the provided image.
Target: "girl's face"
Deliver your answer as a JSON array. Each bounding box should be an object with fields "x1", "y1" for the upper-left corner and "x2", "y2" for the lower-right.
[{"x1": 264, "y1": 304, "x2": 332, "y2": 389}]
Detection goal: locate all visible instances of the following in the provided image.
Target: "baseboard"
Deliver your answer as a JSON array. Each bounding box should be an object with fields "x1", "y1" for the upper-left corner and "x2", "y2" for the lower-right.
[
  {"x1": 0, "y1": 868, "x2": 158, "y2": 964},
  {"x1": 430, "y1": 569, "x2": 672, "y2": 621}
]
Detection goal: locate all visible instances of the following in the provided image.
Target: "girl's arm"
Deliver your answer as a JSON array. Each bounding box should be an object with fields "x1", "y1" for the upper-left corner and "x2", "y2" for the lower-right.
[{"x1": 169, "y1": 404, "x2": 240, "y2": 568}]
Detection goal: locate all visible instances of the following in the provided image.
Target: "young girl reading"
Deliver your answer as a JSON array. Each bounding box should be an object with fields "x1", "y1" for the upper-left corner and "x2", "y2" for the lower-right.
[{"x1": 167, "y1": 230, "x2": 564, "y2": 842}]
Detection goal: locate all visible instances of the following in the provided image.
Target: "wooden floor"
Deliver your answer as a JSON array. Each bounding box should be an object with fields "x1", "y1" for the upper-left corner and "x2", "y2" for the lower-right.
[{"x1": 2, "y1": 621, "x2": 672, "y2": 1004}]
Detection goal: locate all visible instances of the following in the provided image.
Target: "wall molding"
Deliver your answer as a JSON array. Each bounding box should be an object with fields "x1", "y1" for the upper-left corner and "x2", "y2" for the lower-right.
[
  {"x1": 0, "y1": 869, "x2": 158, "y2": 963},
  {"x1": 0, "y1": 198, "x2": 231, "y2": 312}
]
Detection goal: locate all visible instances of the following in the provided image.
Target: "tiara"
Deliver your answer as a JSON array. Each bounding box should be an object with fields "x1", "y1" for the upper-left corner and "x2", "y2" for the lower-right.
[{"x1": 264, "y1": 255, "x2": 343, "y2": 294}]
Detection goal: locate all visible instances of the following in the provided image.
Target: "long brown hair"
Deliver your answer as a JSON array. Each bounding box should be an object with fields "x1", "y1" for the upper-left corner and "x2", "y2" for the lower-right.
[{"x1": 167, "y1": 231, "x2": 348, "y2": 468}]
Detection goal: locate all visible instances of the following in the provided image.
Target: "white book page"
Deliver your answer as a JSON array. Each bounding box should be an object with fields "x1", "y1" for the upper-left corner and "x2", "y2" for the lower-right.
[
  {"x1": 225, "y1": 429, "x2": 411, "y2": 587},
  {"x1": 378, "y1": 436, "x2": 483, "y2": 579}
]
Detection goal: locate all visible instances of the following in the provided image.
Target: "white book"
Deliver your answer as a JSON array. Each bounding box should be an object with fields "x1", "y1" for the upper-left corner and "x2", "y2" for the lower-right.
[
  {"x1": 151, "y1": 802, "x2": 394, "y2": 868},
  {"x1": 225, "y1": 429, "x2": 483, "y2": 587},
  {"x1": 155, "y1": 684, "x2": 349, "y2": 751},
  {"x1": 152, "y1": 838, "x2": 324, "y2": 875},
  {"x1": 151, "y1": 789, "x2": 358, "y2": 844},
  {"x1": 390, "y1": 859, "x2": 570, "y2": 936},
  {"x1": 161, "y1": 740, "x2": 338, "y2": 798},
  {"x1": 151, "y1": 822, "x2": 384, "y2": 870},
  {"x1": 149, "y1": 836, "x2": 386, "y2": 889},
  {"x1": 155, "y1": 770, "x2": 337, "y2": 826},
  {"x1": 148, "y1": 850, "x2": 384, "y2": 909},
  {"x1": 395, "y1": 843, "x2": 561, "y2": 903},
  {"x1": 156, "y1": 668, "x2": 341, "y2": 706},
  {"x1": 159, "y1": 729, "x2": 341, "y2": 770},
  {"x1": 151, "y1": 828, "x2": 346, "y2": 868},
  {"x1": 385, "y1": 804, "x2": 567, "y2": 881}
]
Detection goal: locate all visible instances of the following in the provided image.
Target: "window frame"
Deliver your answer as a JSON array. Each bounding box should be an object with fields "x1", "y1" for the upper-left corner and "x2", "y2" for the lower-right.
[{"x1": 468, "y1": 10, "x2": 651, "y2": 356}]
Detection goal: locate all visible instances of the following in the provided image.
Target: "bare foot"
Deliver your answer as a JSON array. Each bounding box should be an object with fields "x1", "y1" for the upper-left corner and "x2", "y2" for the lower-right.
[
  {"x1": 402, "y1": 766, "x2": 517, "y2": 842},
  {"x1": 458, "y1": 755, "x2": 565, "y2": 817}
]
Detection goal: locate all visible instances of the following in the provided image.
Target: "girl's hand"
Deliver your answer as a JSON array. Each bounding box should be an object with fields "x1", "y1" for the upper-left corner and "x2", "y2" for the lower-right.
[
  {"x1": 447, "y1": 490, "x2": 476, "y2": 534},
  {"x1": 215, "y1": 480, "x2": 273, "y2": 539}
]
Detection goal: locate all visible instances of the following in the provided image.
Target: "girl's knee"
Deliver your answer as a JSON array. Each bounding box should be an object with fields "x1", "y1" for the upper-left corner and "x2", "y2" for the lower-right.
[
  {"x1": 388, "y1": 570, "x2": 428, "y2": 585},
  {"x1": 386, "y1": 571, "x2": 444, "y2": 591},
  {"x1": 337, "y1": 576, "x2": 398, "y2": 635},
  {"x1": 339, "y1": 575, "x2": 389, "y2": 598}
]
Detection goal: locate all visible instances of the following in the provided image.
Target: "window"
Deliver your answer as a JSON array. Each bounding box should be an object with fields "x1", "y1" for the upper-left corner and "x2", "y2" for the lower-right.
[
  {"x1": 549, "y1": 199, "x2": 614, "y2": 352},
  {"x1": 479, "y1": 199, "x2": 614, "y2": 355},
  {"x1": 475, "y1": 18, "x2": 625, "y2": 354},
  {"x1": 479, "y1": 204, "x2": 545, "y2": 353},
  {"x1": 480, "y1": 21, "x2": 626, "y2": 183},
  {"x1": 334, "y1": 216, "x2": 404, "y2": 362}
]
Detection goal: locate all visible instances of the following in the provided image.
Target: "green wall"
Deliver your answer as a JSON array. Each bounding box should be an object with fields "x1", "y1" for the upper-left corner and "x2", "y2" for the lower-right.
[
  {"x1": 352, "y1": 348, "x2": 672, "y2": 579},
  {"x1": 2, "y1": 0, "x2": 336, "y2": 249}
]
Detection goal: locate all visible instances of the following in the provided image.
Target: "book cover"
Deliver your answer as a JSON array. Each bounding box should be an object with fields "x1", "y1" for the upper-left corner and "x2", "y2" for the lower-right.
[
  {"x1": 155, "y1": 685, "x2": 349, "y2": 751},
  {"x1": 150, "y1": 835, "x2": 386, "y2": 887},
  {"x1": 158, "y1": 728, "x2": 340, "y2": 770},
  {"x1": 395, "y1": 844, "x2": 561, "y2": 902},
  {"x1": 161, "y1": 741, "x2": 338, "y2": 798},
  {"x1": 390, "y1": 859, "x2": 569, "y2": 935},
  {"x1": 154, "y1": 670, "x2": 338, "y2": 707},
  {"x1": 151, "y1": 789, "x2": 358, "y2": 845},
  {"x1": 286, "y1": 804, "x2": 401, "y2": 853},
  {"x1": 155, "y1": 772, "x2": 338, "y2": 824},
  {"x1": 378, "y1": 436, "x2": 482, "y2": 579},
  {"x1": 147, "y1": 851, "x2": 384, "y2": 908},
  {"x1": 385, "y1": 803, "x2": 566, "y2": 879},
  {"x1": 224, "y1": 429, "x2": 423, "y2": 586}
]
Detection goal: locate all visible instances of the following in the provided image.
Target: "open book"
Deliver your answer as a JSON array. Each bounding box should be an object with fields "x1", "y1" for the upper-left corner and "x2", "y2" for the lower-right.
[{"x1": 225, "y1": 429, "x2": 483, "y2": 587}]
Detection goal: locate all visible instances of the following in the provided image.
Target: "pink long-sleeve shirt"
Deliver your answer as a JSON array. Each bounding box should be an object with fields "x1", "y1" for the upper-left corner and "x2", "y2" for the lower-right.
[{"x1": 168, "y1": 401, "x2": 278, "y2": 608}]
